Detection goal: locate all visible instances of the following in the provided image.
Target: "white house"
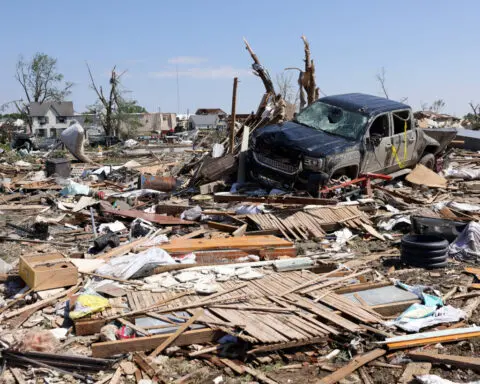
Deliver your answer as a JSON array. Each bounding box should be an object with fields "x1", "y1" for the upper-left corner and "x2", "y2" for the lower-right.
[{"x1": 29, "y1": 102, "x2": 74, "y2": 137}]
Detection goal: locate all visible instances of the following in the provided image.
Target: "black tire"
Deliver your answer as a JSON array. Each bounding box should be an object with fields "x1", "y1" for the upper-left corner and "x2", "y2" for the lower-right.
[
  {"x1": 419, "y1": 153, "x2": 435, "y2": 170},
  {"x1": 402, "y1": 257, "x2": 449, "y2": 268},
  {"x1": 401, "y1": 253, "x2": 447, "y2": 264},
  {"x1": 401, "y1": 234, "x2": 449, "y2": 250},
  {"x1": 400, "y1": 247, "x2": 448, "y2": 258}
]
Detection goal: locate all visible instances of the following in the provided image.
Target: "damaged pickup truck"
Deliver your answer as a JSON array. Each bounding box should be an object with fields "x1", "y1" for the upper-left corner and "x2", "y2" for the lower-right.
[{"x1": 248, "y1": 93, "x2": 456, "y2": 196}]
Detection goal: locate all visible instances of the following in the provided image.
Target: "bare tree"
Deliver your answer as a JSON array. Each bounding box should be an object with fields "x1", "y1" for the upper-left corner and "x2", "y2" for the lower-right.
[
  {"x1": 87, "y1": 64, "x2": 125, "y2": 137},
  {"x1": 430, "y1": 99, "x2": 446, "y2": 113},
  {"x1": 376, "y1": 67, "x2": 389, "y2": 99},
  {"x1": 470, "y1": 102, "x2": 480, "y2": 117},
  {"x1": 420, "y1": 101, "x2": 429, "y2": 111},
  {"x1": 275, "y1": 72, "x2": 296, "y2": 105},
  {"x1": 87, "y1": 64, "x2": 145, "y2": 138},
  {"x1": 286, "y1": 35, "x2": 321, "y2": 110}
]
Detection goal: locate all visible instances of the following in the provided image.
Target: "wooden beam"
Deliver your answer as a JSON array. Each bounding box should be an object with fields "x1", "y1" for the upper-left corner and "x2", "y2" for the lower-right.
[
  {"x1": 408, "y1": 351, "x2": 480, "y2": 372},
  {"x1": 149, "y1": 310, "x2": 203, "y2": 357},
  {"x1": 96, "y1": 237, "x2": 147, "y2": 260},
  {"x1": 161, "y1": 235, "x2": 292, "y2": 253},
  {"x1": 247, "y1": 336, "x2": 326, "y2": 355},
  {"x1": 316, "y1": 349, "x2": 386, "y2": 384},
  {"x1": 92, "y1": 328, "x2": 221, "y2": 358}
]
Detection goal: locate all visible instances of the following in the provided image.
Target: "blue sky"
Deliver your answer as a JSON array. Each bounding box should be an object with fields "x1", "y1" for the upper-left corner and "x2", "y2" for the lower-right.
[{"x1": 0, "y1": 0, "x2": 478, "y2": 116}]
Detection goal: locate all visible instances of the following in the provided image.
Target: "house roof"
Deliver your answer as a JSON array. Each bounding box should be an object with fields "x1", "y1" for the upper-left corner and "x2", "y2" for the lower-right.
[
  {"x1": 319, "y1": 93, "x2": 410, "y2": 117},
  {"x1": 29, "y1": 101, "x2": 74, "y2": 117},
  {"x1": 195, "y1": 108, "x2": 226, "y2": 115},
  {"x1": 189, "y1": 114, "x2": 218, "y2": 126}
]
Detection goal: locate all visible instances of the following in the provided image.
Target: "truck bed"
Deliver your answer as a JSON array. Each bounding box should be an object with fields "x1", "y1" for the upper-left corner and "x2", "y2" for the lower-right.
[{"x1": 422, "y1": 128, "x2": 457, "y2": 153}]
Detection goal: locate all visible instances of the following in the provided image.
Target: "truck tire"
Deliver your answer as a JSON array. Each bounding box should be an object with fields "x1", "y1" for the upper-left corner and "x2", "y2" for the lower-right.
[
  {"x1": 401, "y1": 234, "x2": 449, "y2": 268},
  {"x1": 307, "y1": 174, "x2": 323, "y2": 198},
  {"x1": 419, "y1": 153, "x2": 435, "y2": 169},
  {"x1": 401, "y1": 234, "x2": 448, "y2": 250}
]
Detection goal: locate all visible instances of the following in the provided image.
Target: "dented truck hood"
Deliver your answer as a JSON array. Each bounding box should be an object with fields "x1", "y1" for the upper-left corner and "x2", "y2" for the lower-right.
[{"x1": 252, "y1": 121, "x2": 359, "y2": 158}]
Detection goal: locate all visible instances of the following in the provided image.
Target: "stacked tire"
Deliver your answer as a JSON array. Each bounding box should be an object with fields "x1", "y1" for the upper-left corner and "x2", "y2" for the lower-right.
[{"x1": 401, "y1": 234, "x2": 449, "y2": 268}]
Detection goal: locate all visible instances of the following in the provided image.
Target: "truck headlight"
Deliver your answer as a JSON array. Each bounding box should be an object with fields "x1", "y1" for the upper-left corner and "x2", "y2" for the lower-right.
[{"x1": 303, "y1": 156, "x2": 324, "y2": 171}]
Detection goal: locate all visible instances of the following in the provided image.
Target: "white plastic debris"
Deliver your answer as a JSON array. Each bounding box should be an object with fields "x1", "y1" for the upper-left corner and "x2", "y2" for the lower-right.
[
  {"x1": 212, "y1": 143, "x2": 225, "y2": 158},
  {"x1": 449, "y1": 221, "x2": 480, "y2": 263},
  {"x1": 60, "y1": 121, "x2": 93, "y2": 162},
  {"x1": 175, "y1": 271, "x2": 204, "y2": 283},
  {"x1": 377, "y1": 215, "x2": 411, "y2": 231},
  {"x1": 181, "y1": 205, "x2": 202, "y2": 221},
  {"x1": 195, "y1": 281, "x2": 219, "y2": 294},
  {"x1": 96, "y1": 247, "x2": 174, "y2": 280},
  {"x1": 124, "y1": 139, "x2": 138, "y2": 148},
  {"x1": 334, "y1": 228, "x2": 353, "y2": 245},
  {"x1": 98, "y1": 221, "x2": 127, "y2": 234},
  {"x1": 415, "y1": 375, "x2": 478, "y2": 384},
  {"x1": 60, "y1": 180, "x2": 90, "y2": 196},
  {"x1": 443, "y1": 167, "x2": 480, "y2": 180},
  {"x1": 386, "y1": 305, "x2": 466, "y2": 332}
]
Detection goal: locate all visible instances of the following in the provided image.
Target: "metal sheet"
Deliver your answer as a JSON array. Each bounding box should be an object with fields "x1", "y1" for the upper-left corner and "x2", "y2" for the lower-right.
[{"x1": 342, "y1": 285, "x2": 418, "y2": 306}]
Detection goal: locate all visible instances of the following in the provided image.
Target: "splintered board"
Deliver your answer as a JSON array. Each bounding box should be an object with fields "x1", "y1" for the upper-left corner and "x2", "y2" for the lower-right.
[{"x1": 161, "y1": 235, "x2": 293, "y2": 253}]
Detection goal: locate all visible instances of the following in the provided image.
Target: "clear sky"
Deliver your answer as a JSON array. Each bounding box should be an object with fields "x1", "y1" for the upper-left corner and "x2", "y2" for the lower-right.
[{"x1": 0, "y1": 0, "x2": 478, "y2": 117}]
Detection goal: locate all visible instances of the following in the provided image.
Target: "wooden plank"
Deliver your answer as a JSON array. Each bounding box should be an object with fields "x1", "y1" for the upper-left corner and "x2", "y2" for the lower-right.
[
  {"x1": 316, "y1": 349, "x2": 386, "y2": 384},
  {"x1": 0, "y1": 204, "x2": 46, "y2": 210},
  {"x1": 408, "y1": 351, "x2": 480, "y2": 372},
  {"x1": 102, "y1": 206, "x2": 194, "y2": 225},
  {"x1": 207, "y1": 221, "x2": 239, "y2": 233},
  {"x1": 219, "y1": 358, "x2": 246, "y2": 374},
  {"x1": 247, "y1": 336, "x2": 326, "y2": 355},
  {"x1": 214, "y1": 194, "x2": 337, "y2": 206},
  {"x1": 161, "y1": 235, "x2": 292, "y2": 253},
  {"x1": 399, "y1": 362, "x2": 431, "y2": 384},
  {"x1": 176, "y1": 228, "x2": 209, "y2": 240},
  {"x1": 371, "y1": 299, "x2": 421, "y2": 317},
  {"x1": 243, "y1": 365, "x2": 278, "y2": 384},
  {"x1": 133, "y1": 352, "x2": 156, "y2": 377},
  {"x1": 3, "y1": 284, "x2": 79, "y2": 319},
  {"x1": 92, "y1": 328, "x2": 221, "y2": 358},
  {"x1": 149, "y1": 310, "x2": 203, "y2": 357},
  {"x1": 96, "y1": 237, "x2": 147, "y2": 260}
]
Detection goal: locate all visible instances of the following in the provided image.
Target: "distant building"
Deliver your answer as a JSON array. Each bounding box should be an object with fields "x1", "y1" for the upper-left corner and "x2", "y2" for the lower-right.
[
  {"x1": 189, "y1": 114, "x2": 223, "y2": 130},
  {"x1": 195, "y1": 108, "x2": 227, "y2": 119},
  {"x1": 120, "y1": 112, "x2": 176, "y2": 136},
  {"x1": 29, "y1": 101, "x2": 74, "y2": 137}
]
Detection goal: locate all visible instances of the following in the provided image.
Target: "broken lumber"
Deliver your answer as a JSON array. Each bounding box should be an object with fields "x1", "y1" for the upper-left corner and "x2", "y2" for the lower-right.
[
  {"x1": 213, "y1": 193, "x2": 337, "y2": 205},
  {"x1": 102, "y1": 206, "x2": 194, "y2": 225},
  {"x1": 161, "y1": 235, "x2": 292, "y2": 253},
  {"x1": 316, "y1": 349, "x2": 386, "y2": 384},
  {"x1": 149, "y1": 310, "x2": 203, "y2": 357},
  {"x1": 382, "y1": 326, "x2": 480, "y2": 350},
  {"x1": 398, "y1": 362, "x2": 431, "y2": 384},
  {"x1": 92, "y1": 328, "x2": 221, "y2": 358},
  {"x1": 408, "y1": 351, "x2": 480, "y2": 372}
]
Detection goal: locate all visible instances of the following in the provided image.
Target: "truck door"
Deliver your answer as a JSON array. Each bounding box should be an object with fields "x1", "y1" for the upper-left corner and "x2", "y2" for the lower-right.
[
  {"x1": 363, "y1": 113, "x2": 394, "y2": 174},
  {"x1": 390, "y1": 110, "x2": 416, "y2": 171}
]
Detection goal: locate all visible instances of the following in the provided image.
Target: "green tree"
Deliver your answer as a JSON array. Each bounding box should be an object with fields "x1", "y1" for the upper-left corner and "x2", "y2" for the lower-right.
[
  {"x1": 13, "y1": 53, "x2": 72, "y2": 131},
  {"x1": 16, "y1": 53, "x2": 73, "y2": 104}
]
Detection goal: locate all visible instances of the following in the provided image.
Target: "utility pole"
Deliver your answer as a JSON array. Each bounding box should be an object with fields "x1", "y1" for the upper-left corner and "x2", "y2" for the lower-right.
[{"x1": 230, "y1": 77, "x2": 238, "y2": 154}]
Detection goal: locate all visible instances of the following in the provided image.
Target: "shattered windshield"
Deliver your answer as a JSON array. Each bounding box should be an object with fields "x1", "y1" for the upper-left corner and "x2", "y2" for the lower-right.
[{"x1": 295, "y1": 101, "x2": 368, "y2": 140}]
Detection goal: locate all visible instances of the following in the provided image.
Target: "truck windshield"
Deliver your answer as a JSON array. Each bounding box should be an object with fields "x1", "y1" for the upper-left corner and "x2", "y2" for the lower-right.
[{"x1": 295, "y1": 101, "x2": 368, "y2": 140}]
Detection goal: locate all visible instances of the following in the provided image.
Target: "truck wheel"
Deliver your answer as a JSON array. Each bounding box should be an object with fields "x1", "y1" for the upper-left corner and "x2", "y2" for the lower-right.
[
  {"x1": 419, "y1": 153, "x2": 435, "y2": 169},
  {"x1": 307, "y1": 174, "x2": 323, "y2": 198}
]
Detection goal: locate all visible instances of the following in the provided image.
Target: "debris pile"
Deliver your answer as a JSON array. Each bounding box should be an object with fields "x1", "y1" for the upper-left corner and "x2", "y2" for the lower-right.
[{"x1": 0, "y1": 40, "x2": 479, "y2": 384}]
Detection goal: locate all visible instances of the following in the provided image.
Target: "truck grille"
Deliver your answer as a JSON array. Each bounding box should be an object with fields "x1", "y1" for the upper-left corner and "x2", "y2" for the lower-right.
[{"x1": 253, "y1": 152, "x2": 299, "y2": 174}]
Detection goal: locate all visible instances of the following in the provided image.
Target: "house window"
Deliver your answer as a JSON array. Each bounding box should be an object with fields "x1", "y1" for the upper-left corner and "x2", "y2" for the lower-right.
[
  {"x1": 162, "y1": 115, "x2": 168, "y2": 121},
  {"x1": 37, "y1": 129, "x2": 46, "y2": 137},
  {"x1": 39, "y1": 116, "x2": 49, "y2": 125},
  {"x1": 56, "y1": 116, "x2": 66, "y2": 124}
]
